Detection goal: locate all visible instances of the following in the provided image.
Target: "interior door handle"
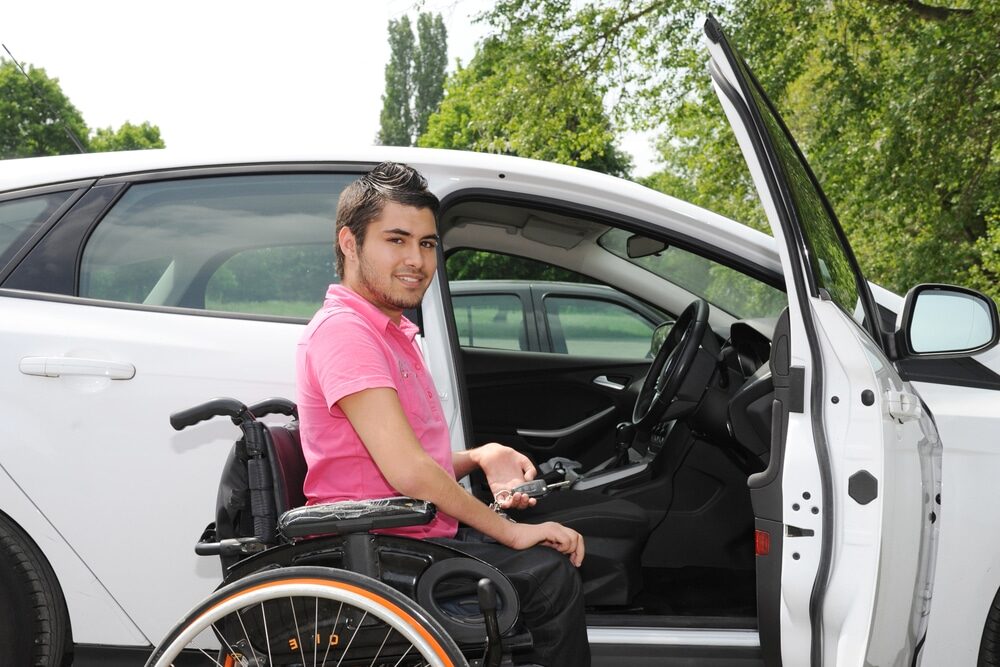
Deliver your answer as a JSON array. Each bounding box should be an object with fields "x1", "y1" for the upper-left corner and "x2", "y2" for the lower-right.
[
  {"x1": 19, "y1": 356, "x2": 136, "y2": 380},
  {"x1": 517, "y1": 406, "x2": 616, "y2": 439},
  {"x1": 593, "y1": 375, "x2": 626, "y2": 391}
]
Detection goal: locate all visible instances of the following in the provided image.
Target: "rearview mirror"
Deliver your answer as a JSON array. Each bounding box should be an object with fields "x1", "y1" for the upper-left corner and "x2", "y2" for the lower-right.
[
  {"x1": 627, "y1": 234, "x2": 667, "y2": 259},
  {"x1": 898, "y1": 284, "x2": 999, "y2": 356}
]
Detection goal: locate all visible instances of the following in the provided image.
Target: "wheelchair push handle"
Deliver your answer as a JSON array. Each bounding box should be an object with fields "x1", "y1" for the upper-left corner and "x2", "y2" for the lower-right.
[
  {"x1": 247, "y1": 397, "x2": 298, "y2": 420},
  {"x1": 169, "y1": 398, "x2": 250, "y2": 431},
  {"x1": 170, "y1": 396, "x2": 298, "y2": 431}
]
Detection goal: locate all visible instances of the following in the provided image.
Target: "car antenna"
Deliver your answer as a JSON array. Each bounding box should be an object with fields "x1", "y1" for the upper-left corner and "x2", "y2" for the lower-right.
[{"x1": 2, "y1": 43, "x2": 87, "y2": 154}]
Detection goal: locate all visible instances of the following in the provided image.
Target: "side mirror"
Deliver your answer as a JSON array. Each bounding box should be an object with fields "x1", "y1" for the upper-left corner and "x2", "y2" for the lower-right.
[
  {"x1": 897, "y1": 284, "x2": 999, "y2": 356},
  {"x1": 648, "y1": 320, "x2": 675, "y2": 357}
]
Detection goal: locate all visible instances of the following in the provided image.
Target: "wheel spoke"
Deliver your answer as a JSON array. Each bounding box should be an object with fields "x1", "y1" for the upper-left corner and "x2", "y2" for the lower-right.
[
  {"x1": 320, "y1": 601, "x2": 344, "y2": 667},
  {"x1": 391, "y1": 645, "x2": 413, "y2": 667},
  {"x1": 367, "y1": 626, "x2": 395, "y2": 667},
  {"x1": 212, "y1": 622, "x2": 243, "y2": 666},
  {"x1": 235, "y1": 608, "x2": 262, "y2": 667},
  {"x1": 334, "y1": 610, "x2": 368, "y2": 667},
  {"x1": 147, "y1": 568, "x2": 465, "y2": 667},
  {"x1": 194, "y1": 646, "x2": 226, "y2": 666},
  {"x1": 258, "y1": 602, "x2": 274, "y2": 666},
  {"x1": 290, "y1": 596, "x2": 307, "y2": 667}
]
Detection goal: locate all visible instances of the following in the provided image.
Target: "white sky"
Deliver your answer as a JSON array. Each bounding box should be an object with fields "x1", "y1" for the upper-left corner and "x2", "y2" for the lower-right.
[{"x1": 4, "y1": 0, "x2": 658, "y2": 175}]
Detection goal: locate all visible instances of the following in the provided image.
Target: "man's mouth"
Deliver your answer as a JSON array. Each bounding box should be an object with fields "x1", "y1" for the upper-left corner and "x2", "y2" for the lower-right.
[{"x1": 395, "y1": 274, "x2": 425, "y2": 285}]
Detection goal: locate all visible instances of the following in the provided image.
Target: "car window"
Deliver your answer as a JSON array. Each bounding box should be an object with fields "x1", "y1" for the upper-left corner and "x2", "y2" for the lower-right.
[
  {"x1": 79, "y1": 174, "x2": 353, "y2": 318},
  {"x1": 737, "y1": 58, "x2": 870, "y2": 330},
  {"x1": 205, "y1": 244, "x2": 335, "y2": 318},
  {"x1": 598, "y1": 228, "x2": 786, "y2": 320},
  {"x1": 0, "y1": 191, "x2": 74, "y2": 269},
  {"x1": 453, "y1": 293, "x2": 527, "y2": 351},
  {"x1": 544, "y1": 296, "x2": 657, "y2": 358}
]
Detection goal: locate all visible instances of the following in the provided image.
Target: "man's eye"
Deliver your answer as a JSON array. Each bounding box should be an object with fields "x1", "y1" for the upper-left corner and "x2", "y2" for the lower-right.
[
  {"x1": 388, "y1": 238, "x2": 404, "y2": 244},
  {"x1": 421, "y1": 241, "x2": 439, "y2": 249}
]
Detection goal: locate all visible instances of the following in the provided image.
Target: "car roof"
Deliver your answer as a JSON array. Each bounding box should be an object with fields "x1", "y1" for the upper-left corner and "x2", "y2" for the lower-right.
[
  {"x1": 0, "y1": 145, "x2": 626, "y2": 194},
  {"x1": 0, "y1": 146, "x2": 782, "y2": 278}
]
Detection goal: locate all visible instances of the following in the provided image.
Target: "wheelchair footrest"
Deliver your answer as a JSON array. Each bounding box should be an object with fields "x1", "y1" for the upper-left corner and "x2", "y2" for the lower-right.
[{"x1": 278, "y1": 496, "x2": 436, "y2": 539}]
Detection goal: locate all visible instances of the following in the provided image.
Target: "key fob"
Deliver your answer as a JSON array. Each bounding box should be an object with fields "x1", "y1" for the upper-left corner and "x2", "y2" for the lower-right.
[{"x1": 512, "y1": 480, "x2": 549, "y2": 498}]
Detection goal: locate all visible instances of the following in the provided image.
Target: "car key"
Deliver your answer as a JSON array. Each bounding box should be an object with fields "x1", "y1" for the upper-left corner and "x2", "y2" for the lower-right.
[{"x1": 512, "y1": 479, "x2": 572, "y2": 498}]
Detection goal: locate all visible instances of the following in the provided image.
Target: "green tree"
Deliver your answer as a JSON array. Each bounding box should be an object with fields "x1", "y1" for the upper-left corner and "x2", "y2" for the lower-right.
[
  {"x1": 1, "y1": 58, "x2": 166, "y2": 158},
  {"x1": 377, "y1": 13, "x2": 448, "y2": 146},
  {"x1": 480, "y1": 0, "x2": 1000, "y2": 302},
  {"x1": 0, "y1": 59, "x2": 88, "y2": 158},
  {"x1": 90, "y1": 121, "x2": 165, "y2": 152},
  {"x1": 419, "y1": 33, "x2": 631, "y2": 176},
  {"x1": 413, "y1": 13, "x2": 449, "y2": 139}
]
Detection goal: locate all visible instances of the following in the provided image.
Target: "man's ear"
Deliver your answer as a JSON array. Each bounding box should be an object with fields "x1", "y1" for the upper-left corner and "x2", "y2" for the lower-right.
[{"x1": 338, "y1": 226, "x2": 357, "y2": 262}]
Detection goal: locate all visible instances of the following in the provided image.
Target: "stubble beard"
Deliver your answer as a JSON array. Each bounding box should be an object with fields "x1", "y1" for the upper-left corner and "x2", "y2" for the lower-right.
[{"x1": 356, "y1": 251, "x2": 426, "y2": 312}]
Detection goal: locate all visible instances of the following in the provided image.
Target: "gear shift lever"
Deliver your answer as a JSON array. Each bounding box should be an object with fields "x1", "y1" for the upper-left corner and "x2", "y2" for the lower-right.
[{"x1": 614, "y1": 422, "x2": 636, "y2": 467}]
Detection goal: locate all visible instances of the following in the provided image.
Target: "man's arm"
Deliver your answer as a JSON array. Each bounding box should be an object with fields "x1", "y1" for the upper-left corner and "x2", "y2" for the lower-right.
[{"x1": 338, "y1": 387, "x2": 584, "y2": 566}]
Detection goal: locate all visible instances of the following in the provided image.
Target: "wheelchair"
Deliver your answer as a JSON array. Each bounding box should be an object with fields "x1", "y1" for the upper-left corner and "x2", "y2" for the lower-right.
[{"x1": 146, "y1": 397, "x2": 527, "y2": 667}]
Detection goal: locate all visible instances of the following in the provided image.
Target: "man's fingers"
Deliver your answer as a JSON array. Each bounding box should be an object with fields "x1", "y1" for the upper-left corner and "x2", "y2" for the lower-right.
[{"x1": 500, "y1": 492, "x2": 532, "y2": 509}]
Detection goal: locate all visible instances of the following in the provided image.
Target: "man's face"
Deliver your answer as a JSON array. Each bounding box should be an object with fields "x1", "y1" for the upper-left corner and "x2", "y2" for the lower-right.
[{"x1": 341, "y1": 201, "x2": 439, "y2": 320}]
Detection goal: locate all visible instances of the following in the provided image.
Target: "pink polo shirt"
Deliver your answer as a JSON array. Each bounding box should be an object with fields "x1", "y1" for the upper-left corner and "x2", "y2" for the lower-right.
[{"x1": 296, "y1": 284, "x2": 458, "y2": 539}]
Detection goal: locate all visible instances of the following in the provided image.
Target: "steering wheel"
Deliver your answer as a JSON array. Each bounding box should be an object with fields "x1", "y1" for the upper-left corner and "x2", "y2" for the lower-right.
[{"x1": 632, "y1": 298, "x2": 711, "y2": 430}]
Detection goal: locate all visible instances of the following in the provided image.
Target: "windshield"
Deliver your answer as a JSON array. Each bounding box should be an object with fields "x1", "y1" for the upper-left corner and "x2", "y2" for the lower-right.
[{"x1": 598, "y1": 227, "x2": 786, "y2": 319}]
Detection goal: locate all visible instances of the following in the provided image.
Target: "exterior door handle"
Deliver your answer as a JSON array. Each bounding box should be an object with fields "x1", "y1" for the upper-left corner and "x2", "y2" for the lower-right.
[{"x1": 19, "y1": 356, "x2": 136, "y2": 380}]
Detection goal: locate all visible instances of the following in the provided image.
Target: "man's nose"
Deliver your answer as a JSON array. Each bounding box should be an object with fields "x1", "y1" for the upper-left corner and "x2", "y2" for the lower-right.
[{"x1": 403, "y1": 241, "x2": 424, "y2": 268}]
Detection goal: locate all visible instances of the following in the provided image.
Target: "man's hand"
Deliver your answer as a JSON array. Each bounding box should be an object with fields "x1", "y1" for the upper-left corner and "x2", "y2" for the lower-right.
[
  {"x1": 471, "y1": 443, "x2": 538, "y2": 510},
  {"x1": 504, "y1": 521, "x2": 585, "y2": 567}
]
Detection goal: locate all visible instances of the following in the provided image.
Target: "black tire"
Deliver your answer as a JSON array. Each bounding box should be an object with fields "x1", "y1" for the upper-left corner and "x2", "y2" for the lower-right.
[
  {"x1": 979, "y1": 586, "x2": 1000, "y2": 666},
  {"x1": 0, "y1": 512, "x2": 71, "y2": 667},
  {"x1": 146, "y1": 565, "x2": 468, "y2": 667}
]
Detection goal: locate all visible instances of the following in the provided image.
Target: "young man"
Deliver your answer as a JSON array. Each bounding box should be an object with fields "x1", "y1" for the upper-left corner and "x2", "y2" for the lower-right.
[{"x1": 296, "y1": 162, "x2": 590, "y2": 666}]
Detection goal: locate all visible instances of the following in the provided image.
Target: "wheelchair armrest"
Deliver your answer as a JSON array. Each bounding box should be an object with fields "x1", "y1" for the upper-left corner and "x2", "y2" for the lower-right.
[{"x1": 278, "y1": 496, "x2": 436, "y2": 539}]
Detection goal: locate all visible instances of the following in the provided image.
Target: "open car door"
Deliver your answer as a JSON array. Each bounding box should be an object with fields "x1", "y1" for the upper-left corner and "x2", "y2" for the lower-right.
[{"x1": 703, "y1": 17, "x2": 940, "y2": 666}]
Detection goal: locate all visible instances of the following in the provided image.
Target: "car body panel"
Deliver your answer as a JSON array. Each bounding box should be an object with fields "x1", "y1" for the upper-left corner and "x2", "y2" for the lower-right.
[
  {"x1": 0, "y1": 291, "x2": 301, "y2": 640},
  {"x1": 0, "y1": 454, "x2": 148, "y2": 646}
]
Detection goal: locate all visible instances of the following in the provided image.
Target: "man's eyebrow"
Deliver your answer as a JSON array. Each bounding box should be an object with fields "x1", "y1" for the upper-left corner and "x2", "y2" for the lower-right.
[{"x1": 382, "y1": 228, "x2": 440, "y2": 241}]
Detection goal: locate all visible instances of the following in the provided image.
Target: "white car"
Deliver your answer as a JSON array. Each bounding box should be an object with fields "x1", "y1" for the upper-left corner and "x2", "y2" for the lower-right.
[{"x1": 1, "y1": 18, "x2": 998, "y2": 667}]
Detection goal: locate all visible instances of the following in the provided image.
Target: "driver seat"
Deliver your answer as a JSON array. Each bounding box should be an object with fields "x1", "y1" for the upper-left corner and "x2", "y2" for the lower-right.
[{"x1": 511, "y1": 488, "x2": 650, "y2": 607}]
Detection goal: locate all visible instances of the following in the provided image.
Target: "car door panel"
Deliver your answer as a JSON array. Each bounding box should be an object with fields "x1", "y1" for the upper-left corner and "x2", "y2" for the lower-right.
[
  {"x1": 461, "y1": 347, "x2": 647, "y2": 468},
  {"x1": 705, "y1": 16, "x2": 939, "y2": 666}
]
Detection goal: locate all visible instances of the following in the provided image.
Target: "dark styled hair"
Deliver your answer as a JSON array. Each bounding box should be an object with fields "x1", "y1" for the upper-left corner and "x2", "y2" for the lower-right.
[{"x1": 335, "y1": 161, "x2": 440, "y2": 276}]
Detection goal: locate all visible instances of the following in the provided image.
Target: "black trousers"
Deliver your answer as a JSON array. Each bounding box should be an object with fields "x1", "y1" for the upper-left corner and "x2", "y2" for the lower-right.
[{"x1": 432, "y1": 528, "x2": 591, "y2": 667}]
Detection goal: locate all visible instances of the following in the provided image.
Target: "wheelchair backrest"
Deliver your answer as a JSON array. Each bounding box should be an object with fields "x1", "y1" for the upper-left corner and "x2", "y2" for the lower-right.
[
  {"x1": 213, "y1": 418, "x2": 306, "y2": 568},
  {"x1": 266, "y1": 422, "x2": 307, "y2": 514}
]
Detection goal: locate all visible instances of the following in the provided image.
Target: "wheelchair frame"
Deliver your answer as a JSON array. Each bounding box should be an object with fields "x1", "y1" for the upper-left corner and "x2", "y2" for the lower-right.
[{"x1": 147, "y1": 397, "x2": 527, "y2": 667}]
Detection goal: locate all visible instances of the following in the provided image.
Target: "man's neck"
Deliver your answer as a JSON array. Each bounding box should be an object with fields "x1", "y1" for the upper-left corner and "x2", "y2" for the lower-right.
[{"x1": 341, "y1": 279, "x2": 403, "y2": 325}]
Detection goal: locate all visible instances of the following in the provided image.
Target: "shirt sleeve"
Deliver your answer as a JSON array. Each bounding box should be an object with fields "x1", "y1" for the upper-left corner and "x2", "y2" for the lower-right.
[{"x1": 304, "y1": 312, "x2": 397, "y2": 412}]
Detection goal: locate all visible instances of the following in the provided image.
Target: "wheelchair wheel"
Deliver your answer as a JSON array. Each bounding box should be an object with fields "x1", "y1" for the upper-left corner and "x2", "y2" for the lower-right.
[{"x1": 146, "y1": 565, "x2": 468, "y2": 667}]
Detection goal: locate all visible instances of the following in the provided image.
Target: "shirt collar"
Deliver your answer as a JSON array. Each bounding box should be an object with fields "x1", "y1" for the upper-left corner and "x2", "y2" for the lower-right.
[{"x1": 324, "y1": 284, "x2": 420, "y2": 342}]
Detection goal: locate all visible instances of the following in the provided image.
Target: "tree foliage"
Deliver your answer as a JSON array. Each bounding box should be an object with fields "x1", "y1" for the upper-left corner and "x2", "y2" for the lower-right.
[
  {"x1": 377, "y1": 13, "x2": 448, "y2": 146},
  {"x1": 473, "y1": 0, "x2": 1000, "y2": 302},
  {"x1": 1, "y1": 59, "x2": 88, "y2": 159},
  {"x1": 1, "y1": 58, "x2": 166, "y2": 158},
  {"x1": 89, "y1": 121, "x2": 165, "y2": 152},
  {"x1": 419, "y1": 31, "x2": 631, "y2": 176}
]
